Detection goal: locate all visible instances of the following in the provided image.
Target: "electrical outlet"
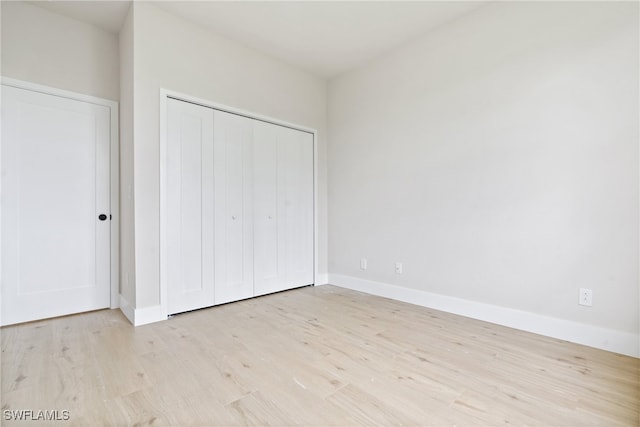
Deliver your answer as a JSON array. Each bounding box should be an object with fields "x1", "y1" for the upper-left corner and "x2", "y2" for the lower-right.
[
  {"x1": 395, "y1": 262, "x2": 403, "y2": 274},
  {"x1": 360, "y1": 258, "x2": 368, "y2": 270},
  {"x1": 579, "y1": 288, "x2": 593, "y2": 307}
]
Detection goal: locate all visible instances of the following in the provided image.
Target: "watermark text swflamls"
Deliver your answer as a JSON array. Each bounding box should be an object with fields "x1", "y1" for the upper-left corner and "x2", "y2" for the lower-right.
[{"x1": 3, "y1": 409, "x2": 70, "y2": 422}]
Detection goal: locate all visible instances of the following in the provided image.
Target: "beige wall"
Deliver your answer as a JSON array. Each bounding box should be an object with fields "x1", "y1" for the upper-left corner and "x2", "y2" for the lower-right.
[
  {"x1": 131, "y1": 2, "x2": 328, "y2": 308},
  {"x1": 1, "y1": 1, "x2": 119, "y2": 101},
  {"x1": 328, "y1": 1, "x2": 639, "y2": 336}
]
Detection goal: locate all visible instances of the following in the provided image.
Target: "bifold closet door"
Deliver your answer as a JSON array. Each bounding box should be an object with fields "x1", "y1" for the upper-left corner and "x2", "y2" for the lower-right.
[
  {"x1": 214, "y1": 110, "x2": 254, "y2": 305},
  {"x1": 253, "y1": 121, "x2": 314, "y2": 296},
  {"x1": 166, "y1": 98, "x2": 314, "y2": 313},
  {"x1": 166, "y1": 99, "x2": 214, "y2": 314}
]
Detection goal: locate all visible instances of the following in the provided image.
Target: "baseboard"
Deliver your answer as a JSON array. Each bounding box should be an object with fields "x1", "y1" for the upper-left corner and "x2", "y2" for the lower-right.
[
  {"x1": 119, "y1": 294, "x2": 135, "y2": 324},
  {"x1": 119, "y1": 295, "x2": 166, "y2": 326},
  {"x1": 328, "y1": 274, "x2": 639, "y2": 358},
  {"x1": 315, "y1": 273, "x2": 329, "y2": 285},
  {"x1": 135, "y1": 305, "x2": 166, "y2": 326}
]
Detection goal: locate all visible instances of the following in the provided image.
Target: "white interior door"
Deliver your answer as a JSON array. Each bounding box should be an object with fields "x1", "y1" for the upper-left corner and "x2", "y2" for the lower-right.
[
  {"x1": 166, "y1": 99, "x2": 215, "y2": 314},
  {"x1": 1, "y1": 85, "x2": 111, "y2": 325},
  {"x1": 254, "y1": 122, "x2": 314, "y2": 296},
  {"x1": 214, "y1": 110, "x2": 254, "y2": 304}
]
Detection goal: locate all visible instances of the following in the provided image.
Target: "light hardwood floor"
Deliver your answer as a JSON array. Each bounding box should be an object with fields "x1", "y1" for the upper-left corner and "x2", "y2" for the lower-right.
[{"x1": 1, "y1": 285, "x2": 638, "y2": 426}]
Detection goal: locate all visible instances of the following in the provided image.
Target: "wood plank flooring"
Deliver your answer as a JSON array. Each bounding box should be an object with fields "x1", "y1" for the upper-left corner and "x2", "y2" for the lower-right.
[{"x1": 1, "y1": 285, "x2": 638, "y2": 426}]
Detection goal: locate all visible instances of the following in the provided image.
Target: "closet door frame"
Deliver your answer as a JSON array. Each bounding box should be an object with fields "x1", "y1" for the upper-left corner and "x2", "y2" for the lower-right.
[{"x1": 159, "y1": 88, "x2": 317, "y2": 321}]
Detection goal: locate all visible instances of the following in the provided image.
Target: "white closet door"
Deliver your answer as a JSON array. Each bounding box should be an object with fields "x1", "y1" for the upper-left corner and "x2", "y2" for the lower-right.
[
  {"x1": 279, "y1": 126, "x2": 314, "y2": 289},
  {"x1": 1, "y1": 85, "x2": 111, "y2": 325},
  {"x1": 166, "y1": 99, "x2": 214, "y2": 314},
  {"x1": 253, "y1": 121, "x2": 285, "y2": 294},
  {"x1": 214, "y1": 110, "x2": 254, "y2": 304},
  {"x1": 254, "y1": 122, "x2": 314, "y2": 296}
]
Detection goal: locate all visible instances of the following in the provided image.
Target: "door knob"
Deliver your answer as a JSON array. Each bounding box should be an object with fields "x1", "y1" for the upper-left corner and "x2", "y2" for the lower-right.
[{"x1": 98, "y1": 214, "x2": 108, "y2": 221}]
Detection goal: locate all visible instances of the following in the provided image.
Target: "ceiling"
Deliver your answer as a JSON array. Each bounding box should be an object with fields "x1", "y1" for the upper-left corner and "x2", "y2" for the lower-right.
[
  {"x1": 28, "y1": 0, "x2": 132, "y2": 34},
  {"x1": 29, "y1": 1, "x2": 486, "y2": 78}
]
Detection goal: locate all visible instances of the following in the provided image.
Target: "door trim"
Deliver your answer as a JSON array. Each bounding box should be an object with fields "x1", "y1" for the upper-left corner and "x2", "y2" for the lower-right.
[
  {"x1": 1, "y1": 77, "x2": 120, "y2": 311},
  {"x1": 159, "y1": 88, "x2": 318, "y2": 322}
]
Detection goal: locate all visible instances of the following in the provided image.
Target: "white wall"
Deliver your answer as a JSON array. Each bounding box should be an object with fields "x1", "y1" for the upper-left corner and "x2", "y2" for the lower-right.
[
  {"x1": 328, "y1": 1, "x2": 639, "y2": 349},
  {"x1": 131, "y1": 2, "x2": 328, "y2": 309},
  {"x1": 1, "y1": 1, "x2": 119, "y2": 101},
  {"x1": 119, "y1": 5, "x2": 135, "y2": 306}
]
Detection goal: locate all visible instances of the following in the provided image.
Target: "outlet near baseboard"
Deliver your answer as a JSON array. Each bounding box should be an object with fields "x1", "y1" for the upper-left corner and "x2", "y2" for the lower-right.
[
  {"x1": 579, "y1": 288, "x2": 593, "y2": 307},
  {"x1": 395, "y1": 262, "x2": 403, "y2": 274}
]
